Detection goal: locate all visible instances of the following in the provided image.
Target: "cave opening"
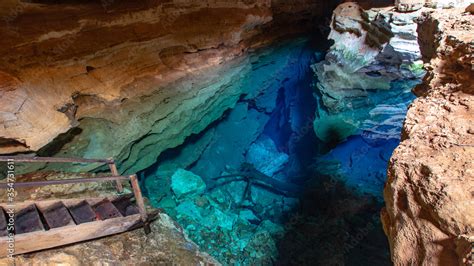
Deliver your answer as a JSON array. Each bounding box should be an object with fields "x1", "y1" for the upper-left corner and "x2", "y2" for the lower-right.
[{"x1": 138, "y1": 34, "x2": 420, "y2": 265}]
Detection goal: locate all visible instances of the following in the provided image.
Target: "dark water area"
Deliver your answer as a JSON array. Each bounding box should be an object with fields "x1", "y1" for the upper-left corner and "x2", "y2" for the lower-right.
[{"x1": 140, "y1": 35, "x2": 418, "y2": 265}]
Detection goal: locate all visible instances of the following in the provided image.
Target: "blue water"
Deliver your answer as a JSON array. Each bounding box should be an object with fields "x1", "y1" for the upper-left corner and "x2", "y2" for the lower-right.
[
  {"x1": 140, "y1": 37, "x2": 420, "y2": 265},
  {"x1": 313, "y1": 79, "x2": 418, "y2": 199}
]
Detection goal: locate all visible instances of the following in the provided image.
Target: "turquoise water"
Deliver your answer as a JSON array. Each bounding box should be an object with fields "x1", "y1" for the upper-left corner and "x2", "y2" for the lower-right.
[{"x1": 141, "y1": 38, "x2": 419, "y2": 265}]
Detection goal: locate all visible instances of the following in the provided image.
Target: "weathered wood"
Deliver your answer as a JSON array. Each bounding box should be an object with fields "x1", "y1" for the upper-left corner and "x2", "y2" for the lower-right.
[
  {"x1": 69, "y1": 201, "x2": 97, "y2": 224},
  {"x1": 0, "y1": 175, "x2": 130, "y2": 189},
  {"x1": 0, "y1": 155, "x2": 156, "y2": 254},
  {"x1": 0, "y1": 156, "x2": 113, "y2": 164},
  {"x1": 107, "y1": 158, "x2": 124, "y2": 193},
  {"x1": 211, "y1": 163, "x2": 302, "y2": 197},
  {"x1": 41, "y1": 202, "x2": 75, "y2": 229},
  {"x1": 0, "y1": 208, "x2": 7, "y2": 237},
  {"x1": 93, "y1": 200, "x2": 123, "y2": 220},
  {"x1": 0, "y1": 214, "x2": 143, "y2": 257},
  {"x1": 112, "y1": 195, "x2": 139, "y2": 216},
  {"x1": 15, "y1": 205, "x2": 44, "y2": 234},
  {"x1": 130, "y1": 174, "x2": 150, "y2": 234},
  {"x1": 130, "y1": 175, "x2": 147, "y2": 221}
]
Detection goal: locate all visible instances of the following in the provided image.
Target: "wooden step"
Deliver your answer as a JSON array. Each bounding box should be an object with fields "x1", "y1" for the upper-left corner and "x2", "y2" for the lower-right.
[
  {"x1": 0, "y1": 207, "x2": 7, "y2": 237},
  {"x1": 40, "y1": 202, "x2": 75, "y2": 229},
  {"x1": 69, "y1": 201, "x2": 97, "y2": 224},
  {"x1": 112, "y1": 195, "x2": 140, "y2": 217},
  {"x1": 15, "y1": 205, "x2": 44, "y2": 234},
  {"x1": 93, "y1": 199, "x2": 123, "y2": 220}
]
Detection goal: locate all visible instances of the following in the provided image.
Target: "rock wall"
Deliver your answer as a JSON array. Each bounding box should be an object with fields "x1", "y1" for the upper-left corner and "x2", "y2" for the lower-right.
[
  {"x1": 312, "y1": 2, "x2": 426, "y2": 144},
  {"x1": 0, "y1": 0, "x2": 334, "y2": 174},
  {"x1": 313, "y1": 2, "x2": 473, "y2": 264},
  {"x1": 382, "y1": 7, "x2": 473, "y2": 265}
]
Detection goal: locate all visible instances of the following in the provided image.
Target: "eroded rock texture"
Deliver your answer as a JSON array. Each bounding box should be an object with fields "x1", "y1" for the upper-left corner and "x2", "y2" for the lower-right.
[
  {"x1": 0, "y1": 0, "x2": 333, "y2": 174},
  {"x1": 312, "y1": 2, "x2": 425, "y2": 144},
  {"x1": 382, "y1": 7, "x2": 474, "y2": 265}
]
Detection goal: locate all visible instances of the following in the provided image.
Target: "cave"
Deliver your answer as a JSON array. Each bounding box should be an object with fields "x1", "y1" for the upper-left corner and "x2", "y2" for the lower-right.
[
  {"x1": 134, "y1": 34, "x2": 419, "y2": 265},
  {"x1": 0, "y1": 0, "x2": 473, "y2": 265}
]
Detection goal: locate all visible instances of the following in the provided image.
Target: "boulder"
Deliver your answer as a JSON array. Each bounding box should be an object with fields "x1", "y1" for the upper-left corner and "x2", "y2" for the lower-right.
[
  {"x1": 246, "y1": 137, "x2": 289, "y2": 176},
  {"x1": 256, "y1": 220, "x2": 285, "y2": 238},
  {"x1": 171, "y1": 169, "x2": 206, "y2": 199},
  {"x1": 239, "y1": 209, "x2": 260, "y2": 224},
  {"x1": 395, "y1": 0, "x2": 424, "y2": 11}
]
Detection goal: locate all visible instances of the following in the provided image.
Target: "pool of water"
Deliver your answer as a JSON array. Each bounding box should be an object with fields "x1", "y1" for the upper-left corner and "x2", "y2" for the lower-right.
[{"x1": 140, "y1": 37, "x2": 419, "y2": 265}]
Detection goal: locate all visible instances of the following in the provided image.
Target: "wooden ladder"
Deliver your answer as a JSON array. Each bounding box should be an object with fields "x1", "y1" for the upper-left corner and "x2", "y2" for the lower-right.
[{"x1": 0, "y1": 156, "x2": 155, "y2": 257}]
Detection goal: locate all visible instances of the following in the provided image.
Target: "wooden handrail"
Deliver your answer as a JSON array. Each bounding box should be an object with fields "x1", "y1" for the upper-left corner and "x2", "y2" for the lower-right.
[
  {"x1": 130, "y1": 174, "x2": 150, "y2": 234},
  {"x1": 0, "y1": 155, "x2": 124, "y2": 193},
  {"x1": 0, "y1": 156, "x2": 114, "y2": 164},
  {"x1": 0, "y1": 175, "x2": 130, "y2": 188}
]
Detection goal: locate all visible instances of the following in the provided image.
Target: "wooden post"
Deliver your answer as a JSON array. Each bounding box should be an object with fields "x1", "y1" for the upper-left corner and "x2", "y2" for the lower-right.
[
  {"x1": 108, "y1": 158, "x2": 123, "y2": 193},
  {"x1": 129, "y1": 174, "x2": 151, "y2": 234}
]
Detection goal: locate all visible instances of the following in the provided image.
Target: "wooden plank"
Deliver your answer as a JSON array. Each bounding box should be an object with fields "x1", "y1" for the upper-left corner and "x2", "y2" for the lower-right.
[
  {"x1": 108, "y1": 159, "x2": 123, "y2": 193},
  {"x1": 130, "y1": 174, "x2": 151, "y2": 234},
  {"x1": 93, "y1": 200, "x2": 123, "y2": 220},
  {"x1": 15, "y1": 205, "x2": 44, "y2": 234},
  {"x1": 112, "y1": 195, "x2": 139, "y2": 217},
  {"x1": 40, "y1": 202, "x2": 75, "y2": 229},
  {"x1": 130, "y1": 175, "x2": 147, "y2": 222},
  {"x1": 68, "y1": 201, "x2": 97, "y2": 224},
  {"x1": 0, "y1": 175, "x2": 130, "y2": 189},
  {"x1": 0, "y1": 207, "x2": 7, "y2": 237},
  {"x1": 0, "y1": 214, "x2": 143, "y2": 257},
  {"x1": 0, "y1": 156, "x2": 113, "y2": 164}
]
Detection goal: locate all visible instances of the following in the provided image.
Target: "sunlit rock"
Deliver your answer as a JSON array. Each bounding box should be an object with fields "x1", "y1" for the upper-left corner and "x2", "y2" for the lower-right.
[
  {"x1": 382, "y1": 9, "x2": 474, "y2": 265},
  {"x1": 395, "y1": 0, "x2": 425, "y2": 11},
  {"x1": 312, "y1": 2, "x2": 425, "y2": 146}
]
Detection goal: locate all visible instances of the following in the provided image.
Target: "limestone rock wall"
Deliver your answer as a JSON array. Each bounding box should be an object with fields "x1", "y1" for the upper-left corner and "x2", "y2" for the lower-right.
[
  {"x1": 0, "y1": 0, "x2": 333, "y2": 173},
  {"x1": 312, "y1": 2, "x2": 425, "y2": 143},
  {"x1": 395, "y1": 0, "x2": 471, "y2": 11},
  {"x1": 382, "y1": 7, "x2": 473, "y2": 265}
]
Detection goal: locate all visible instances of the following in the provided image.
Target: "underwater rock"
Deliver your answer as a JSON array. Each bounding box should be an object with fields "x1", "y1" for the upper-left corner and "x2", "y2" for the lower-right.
[
  {"x1": 239, "y1": 209, "x2": 261, "y2": 224},
  {"x1": 222, "y1": 180, "x2": 248, "y2": 205},
  {"x1": 246, "y1": 136, "x2": 289, "y2": 176},
  {"x1": 256, "y1": 220, "x2": 285, "y2": 239},
  {"x1": 190, "y1": 103, "x2": 268, "y2": 179},
  {"x1": 243, "y1": 230, "x2": 279, "y2": 264},
  {"x1": 171, "y1": 169, "x2": 206, "y2": 200},
  {"x1": 176, "y1": 200, "x2": 204, "y2": 221},
  {"x1": 251, "y1": 186, "x2": 285, "y2": 207},
  {"x1": 202, "y1": 207, "x2": 238, "y2": 231}
]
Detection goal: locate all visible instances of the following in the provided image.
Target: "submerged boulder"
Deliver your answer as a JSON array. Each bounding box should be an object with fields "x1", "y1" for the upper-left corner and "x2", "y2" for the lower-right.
[
  {"x1": 246, "y1": 137, "x2": 289, "y2": 176},
  {"x1": 171, "y1": 169, "x2": 206, "y2": 199}
]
